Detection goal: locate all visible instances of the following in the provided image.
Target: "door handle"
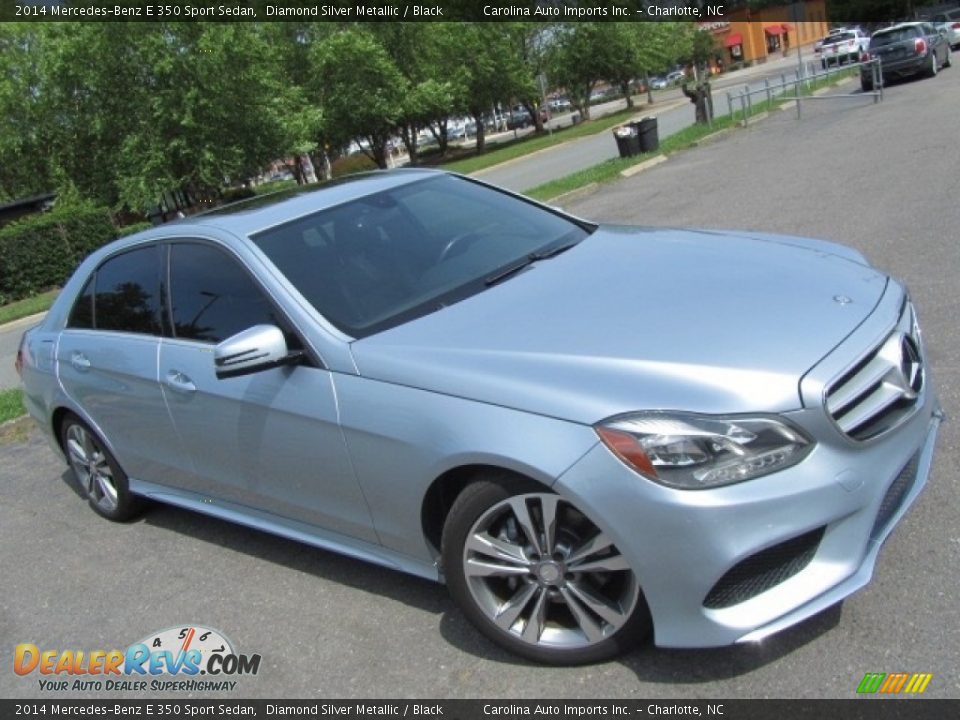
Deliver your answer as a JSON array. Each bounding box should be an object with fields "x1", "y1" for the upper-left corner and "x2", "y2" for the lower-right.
[
  {"x1": 70, "y1": 352, "x2": 91, "y2": 371},
  {"x1": 164, "y1": 370, "x2": 197, "y2": 394}
]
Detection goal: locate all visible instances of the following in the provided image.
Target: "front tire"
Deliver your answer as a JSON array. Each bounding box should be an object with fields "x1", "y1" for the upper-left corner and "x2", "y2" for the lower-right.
[
  {"x1": 861, "y1": 76, "x2": 874, "y2": 92},
  {"x1": 442, "y1": 475, "x2": 651, "y2": 664},
  {"x1": 60, "y1": 414, "x2": 145, "y2": 521}
]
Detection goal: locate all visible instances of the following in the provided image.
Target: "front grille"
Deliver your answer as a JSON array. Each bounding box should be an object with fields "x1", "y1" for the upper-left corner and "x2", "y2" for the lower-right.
[
  {"x1": 704, "y1": 527, "x2": 825, "y2": 609},
  {"x1": 825, "y1": 301, "x2": 924, "y2": 441},
  {"x1": 870, "y1": 452, "x2": 920, "y2": 540}
]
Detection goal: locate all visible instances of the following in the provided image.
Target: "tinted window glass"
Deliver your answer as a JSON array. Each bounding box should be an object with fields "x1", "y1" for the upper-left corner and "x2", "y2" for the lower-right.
[
  {"x1": 68, "y1": 277, "x2": 94, "y2": 329},
  {"x1": 94, "y1": 246, "x2": 161, "y2": 335},
  {"x1": 169, "y1": 243, "x2": 285, "y2": 344},
  {"x1": 872, "y1": 27, "x2": 919, "y2": 46},
  {"x1": 252, "y1": 175, "x2": 590, "y2": 337}
]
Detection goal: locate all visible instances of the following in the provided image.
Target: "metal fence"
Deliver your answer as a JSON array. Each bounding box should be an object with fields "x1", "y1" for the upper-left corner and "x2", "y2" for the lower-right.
[{"x1": 725, "y1": 58, "x2": 883, "y2": 127}]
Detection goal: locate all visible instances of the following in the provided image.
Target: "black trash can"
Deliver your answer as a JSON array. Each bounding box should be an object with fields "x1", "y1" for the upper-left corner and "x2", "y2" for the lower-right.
[
  {"x1": 633, "y1": 116, "x2": 659, "y2": 153},
  {"x1": 612, "y1": 125, "x2": 640, "y2": 158}
]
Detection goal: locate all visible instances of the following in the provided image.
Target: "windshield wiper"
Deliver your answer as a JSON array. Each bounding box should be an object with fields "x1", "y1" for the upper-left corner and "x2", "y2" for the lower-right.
[
  {"x1": 531, "y1": 241, "x2": 578, "y2": 261},
  {"x1": 485, "y1": 241, "x2": 579, "y2": 287},
  {"x1": 485, "y1": 257, "x2": 536, "y2": 286}
]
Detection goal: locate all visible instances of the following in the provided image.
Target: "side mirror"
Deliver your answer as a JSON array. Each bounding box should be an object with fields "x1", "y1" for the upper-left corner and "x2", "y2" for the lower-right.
[{"x1": 214, "y1": 324, "x2": 302, "y2": 379}]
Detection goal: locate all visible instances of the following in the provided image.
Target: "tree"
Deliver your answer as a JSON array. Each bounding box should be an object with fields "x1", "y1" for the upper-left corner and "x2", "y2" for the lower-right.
[
  {"x1": 548, "y1": 24, "x2": 616, "y2": 121},
  {"x1": 0, "y1": 25, "x2": 54, "y2": 201},
  {"x1": 310, "y1": 29, "x2": 407, "y2": 169},
  {"x1": 456, "y1": 24, "x2": 522, "y2": 153}
]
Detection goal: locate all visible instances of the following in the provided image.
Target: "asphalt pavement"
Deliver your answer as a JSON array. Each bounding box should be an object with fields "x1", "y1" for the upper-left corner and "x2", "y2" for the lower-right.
[{"x1": 2, "y1": 64, "x2": 958, "y2": 701}]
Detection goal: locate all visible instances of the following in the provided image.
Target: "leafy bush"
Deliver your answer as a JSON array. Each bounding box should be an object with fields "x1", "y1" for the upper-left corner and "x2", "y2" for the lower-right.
[
  {"x1": 221, "y1": 186, "x2": 258, "y2": 202},
  {"x1": 0, "y1": 203, "x2": 116, "y2": 304},
  {"x1": 332, "y1": 153, "x2": 377, "y2": 177},
  {"x1": 117, "y1": 221, "x2": 153, "y2": 237}
]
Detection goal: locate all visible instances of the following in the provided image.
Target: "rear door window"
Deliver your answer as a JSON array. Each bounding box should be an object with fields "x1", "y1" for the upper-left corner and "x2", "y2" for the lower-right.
[{"x1": 84, "y1": 246, "x2": 162, "y2": 335}]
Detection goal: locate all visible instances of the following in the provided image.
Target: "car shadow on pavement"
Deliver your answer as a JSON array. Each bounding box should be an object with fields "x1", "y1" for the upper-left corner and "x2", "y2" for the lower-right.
[
  {"x1": 127, "y1": 496, "x2": 451, "y2": 617},
  {"x1": 436, "y1": 595, "x2": 843, "y2": 678},
  {"x1": 55, "y1": 461, "x2": 844, "y2": 677}
]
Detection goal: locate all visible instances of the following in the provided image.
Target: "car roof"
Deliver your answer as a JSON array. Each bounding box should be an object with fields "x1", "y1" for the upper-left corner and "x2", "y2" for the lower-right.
[{"x1": 176, "y1": 168, "x2": 443, "y2": 237}]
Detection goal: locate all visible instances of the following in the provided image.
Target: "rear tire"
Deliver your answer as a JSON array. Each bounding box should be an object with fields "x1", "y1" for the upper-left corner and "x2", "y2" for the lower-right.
[
  {"x1": 927, "y1": 53, "x2": 938, "y2": 77},
  {"x1": 861, "y1": 76, "x2": 874, "y2": 92},
  {"x1": 944, "y1": 48, "x2": 952, "y2": 68},
  {"x1": 442, "y1": 473, "x2": 651, "y2": 665},
  {"x1": 60, "y1": 413, "x2": 146, "y2": 522}
]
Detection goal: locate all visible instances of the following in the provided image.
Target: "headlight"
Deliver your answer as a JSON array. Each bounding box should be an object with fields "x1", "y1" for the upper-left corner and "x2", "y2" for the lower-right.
[{"x1": 595, "y1": 412, "x2": 813, "y2": 490}]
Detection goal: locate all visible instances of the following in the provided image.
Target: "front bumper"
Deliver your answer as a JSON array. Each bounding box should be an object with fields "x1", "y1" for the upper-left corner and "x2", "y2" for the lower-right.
[{"x1": 555, "y1": 394, "x2": 940, "y2": 648}]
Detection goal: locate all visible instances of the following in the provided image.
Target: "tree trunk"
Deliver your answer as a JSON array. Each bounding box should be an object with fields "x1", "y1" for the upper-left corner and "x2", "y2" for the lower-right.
[
  {"x1": 682, "y1": 81, "x2": 714, "y2": 125},
  {"x1": 645, "y1": 71, "x2": 653, "y2": 105},
  {"x1": 399, "y1": 123, "x2": 419, "y2": 166},
  {"x1": 621, "y1": 81, "x2": 633, "y2": 108},
  {"x1": 428, "y1": 120, "x2": 450, "y2": 156},
  {"x1": 472, "y1": 111, "x2": 487, "y2": 153},
  {"x1": 524, "y1": 101, "x2": 543, "y2": 133}
]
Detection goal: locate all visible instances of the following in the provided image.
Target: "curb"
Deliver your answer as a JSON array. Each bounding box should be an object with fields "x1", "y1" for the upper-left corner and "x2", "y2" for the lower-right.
[
  {"x1": 547, "y1": 183, "x2": 600, "y2": 206},
  {"x1": 471, "y1": 99, "x2": 689, "y2": 178},
  {"x1": 619, "y1": 154, "x2": 668, "y2": 179},
  {"x1": 0, "y1": 311, "x2": 47, "y2": 333}
]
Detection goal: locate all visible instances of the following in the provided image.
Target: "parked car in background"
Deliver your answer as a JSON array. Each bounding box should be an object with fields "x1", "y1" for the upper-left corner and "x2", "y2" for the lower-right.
[
  {"x1": 506, "y1": 105, "x2": 549, "y2": 130},
  {"x1": 18, "y1": 170, "x2": 941, "y2": 665},
  {"x1": 650, "y1": 76, "x2": 669, "y2": 90},
  {"x1": 820, "y1": 28, "x2": 870, "y2": 66},
  {"x1": 666, "y1": 70, "x2": 686, "y2": 84},
  {"x1": 861, "y1": 22, "x2": 951, "y2": 91},
  {"x1": 548, "y1": 96, "x2": 571, "y2": 112},
  {"x1": 931, "y1": 8, "x2": 960, "y2": 49}
]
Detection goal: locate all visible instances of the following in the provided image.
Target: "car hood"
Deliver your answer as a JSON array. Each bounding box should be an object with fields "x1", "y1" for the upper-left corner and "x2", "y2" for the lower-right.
[{"x1": 351, "y1": 227, "x2": 889, "y2": 423}]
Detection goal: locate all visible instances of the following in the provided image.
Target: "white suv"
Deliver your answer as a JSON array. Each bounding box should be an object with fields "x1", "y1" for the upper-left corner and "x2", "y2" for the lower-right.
[{"x1": 820, "y1": 28, "x2": 870, "y2": 66}]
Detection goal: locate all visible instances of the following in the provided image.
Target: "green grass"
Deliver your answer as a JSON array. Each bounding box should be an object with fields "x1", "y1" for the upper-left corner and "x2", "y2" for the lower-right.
[
  {"x1": 528, "y1": 70, "x2": 857, "y2": 202},
  {"x1": 437, "y1": 107, "x2": 660, "y2": 176},
  {"x1": 0, "y1": 388, "x2": 25, "y2": 424},
  {"x1": 0, "y1": 289, "x2": 59, "y2": 326}
]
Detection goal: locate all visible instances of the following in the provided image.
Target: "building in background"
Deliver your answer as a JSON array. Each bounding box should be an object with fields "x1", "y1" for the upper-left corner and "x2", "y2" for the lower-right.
[{"x1": 702, "y1": 0, "x2": 831, "y2": 67}]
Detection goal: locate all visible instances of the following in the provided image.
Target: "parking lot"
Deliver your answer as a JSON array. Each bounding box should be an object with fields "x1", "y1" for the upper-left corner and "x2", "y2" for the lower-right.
[{"x1": 2, "y1": 70, "x2": 958, "y2": 700}]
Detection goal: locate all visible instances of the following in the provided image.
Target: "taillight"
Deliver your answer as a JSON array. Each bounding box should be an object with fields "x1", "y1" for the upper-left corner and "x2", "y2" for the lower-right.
[
  {"x1": 915, "y1": 37, "x2": 927, "y2": 55},
  {"x1": 953, "y1": 22, "x2": 960, "y2": 29}
]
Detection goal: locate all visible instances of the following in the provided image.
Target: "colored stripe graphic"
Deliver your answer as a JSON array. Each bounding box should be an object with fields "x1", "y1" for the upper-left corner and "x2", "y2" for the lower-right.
[{"x1": 857, "y1": 672, "x2": 932, "y2": 694}]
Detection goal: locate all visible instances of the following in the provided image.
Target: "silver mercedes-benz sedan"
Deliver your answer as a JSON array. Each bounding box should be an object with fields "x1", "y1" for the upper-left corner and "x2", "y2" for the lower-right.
[{"x1": 17, "y1": 169, "x2": 941, "y2": 664}]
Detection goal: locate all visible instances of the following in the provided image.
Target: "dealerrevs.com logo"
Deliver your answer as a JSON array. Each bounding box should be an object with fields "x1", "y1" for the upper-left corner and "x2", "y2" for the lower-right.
[{"x1": 14, "y1": 625, "x2": 261, "y2": 693}]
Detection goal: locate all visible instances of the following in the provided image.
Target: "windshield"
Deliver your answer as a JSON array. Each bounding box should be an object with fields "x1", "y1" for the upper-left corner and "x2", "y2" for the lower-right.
[{"x1": 251, "y1": 175, "x2": 591, "y2": 338}]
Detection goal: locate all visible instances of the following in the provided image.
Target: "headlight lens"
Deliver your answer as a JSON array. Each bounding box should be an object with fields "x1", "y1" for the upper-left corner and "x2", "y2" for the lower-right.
[{"x1": 595, "y1": 413, "x2": 813, "y2": 490}]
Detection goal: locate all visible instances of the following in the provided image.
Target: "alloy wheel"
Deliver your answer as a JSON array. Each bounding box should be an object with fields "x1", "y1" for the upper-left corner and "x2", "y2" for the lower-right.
[
  {"x1": 66, "y1": 423, "x2": 119, "y2": 514},
  {"x1": 462, "y1": 492, "x2": 639, "y2": 650}
]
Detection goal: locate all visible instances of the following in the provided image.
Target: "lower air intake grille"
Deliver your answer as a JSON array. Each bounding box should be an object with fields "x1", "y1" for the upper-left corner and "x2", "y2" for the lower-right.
[
  {"x1": 870, "y1": 453, "x2": 920, "y2": 540},
  {"x1": 704, "y1": 527, "x2": 825, "y2": 609}
]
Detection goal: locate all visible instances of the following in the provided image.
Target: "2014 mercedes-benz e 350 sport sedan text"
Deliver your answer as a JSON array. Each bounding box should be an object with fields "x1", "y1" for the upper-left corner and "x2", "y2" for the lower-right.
[{"x1": 18, "y1": 170, "x2": 941, "y2": 664}]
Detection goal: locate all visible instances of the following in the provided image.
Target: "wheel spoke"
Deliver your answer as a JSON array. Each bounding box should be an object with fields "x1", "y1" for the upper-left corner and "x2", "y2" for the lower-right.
[
  {"x1": 538, "y1": 495, "x2": 560, "y2": 556},
  {"x1": 67, "y1": 436, "x2": 87, "y2": 466},
  {"x1": 568, "y1": 553, "x2": 631, "y2": 574},
  {"x1": 566, "y1": 580, "x2": 629, "y2": 629},
  {"x1": 467, "y1": 532, "x2": 531, "y2": 567},
  {"x1": 494, "y1": 582, "x2": 538, "y2": 631},
  {"x1": 465, "y1": 558, "x2": 533, "y2": 578},
  {"x1": 566, "y1": 531, "x2": 615, "y2": 565},
  {"x1": 95, "y1": 472, "x2": 118, "y2": 506},
  {"x1": 507, "y1": 497, "x2": 543, "y2": 556},
  {"x1": 521, "y1": 587, "x2": 550, "y2": 643},
  {"x1": 559, "y1": 587, "x2": 604, "y2": 643}
]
